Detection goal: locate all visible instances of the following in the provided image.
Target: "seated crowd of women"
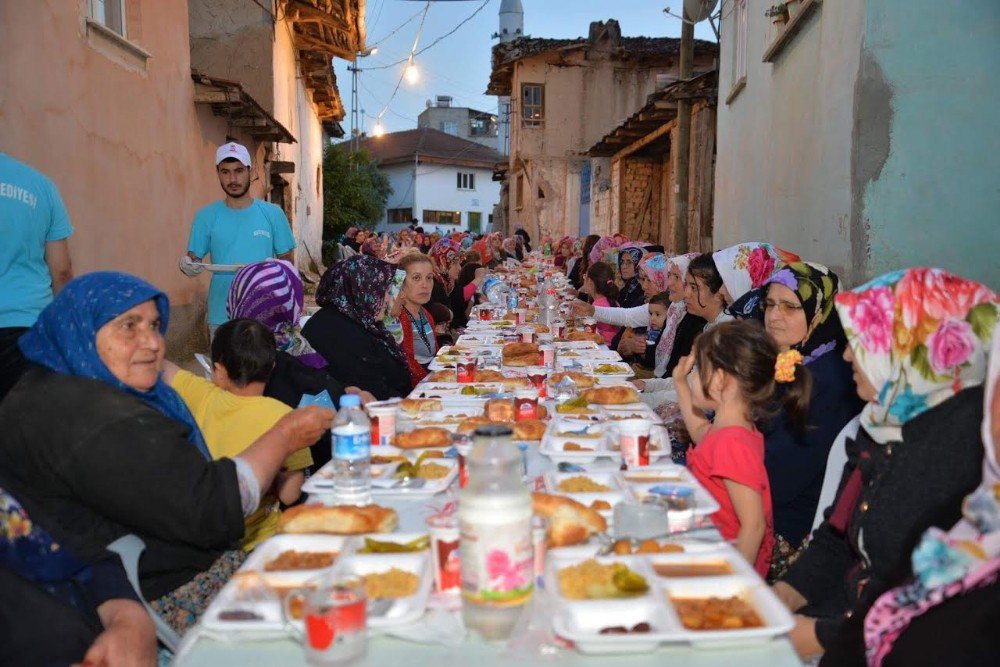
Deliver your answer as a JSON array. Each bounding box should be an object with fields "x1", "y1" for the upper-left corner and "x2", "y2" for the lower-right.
[{"x1": 0, "y1": 226, "x2": 997, "y2": 667}]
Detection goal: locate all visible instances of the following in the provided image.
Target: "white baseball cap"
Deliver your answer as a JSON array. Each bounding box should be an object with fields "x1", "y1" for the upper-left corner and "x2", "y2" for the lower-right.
[{"x1": 215, "y1": 142, "x2": 252, "y2": 166}]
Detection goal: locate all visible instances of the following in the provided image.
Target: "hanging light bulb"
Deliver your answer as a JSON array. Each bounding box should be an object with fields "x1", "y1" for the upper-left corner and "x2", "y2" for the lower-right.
[
  {"x1": 371, "y1": 122, "x2": 386, "y2": 137},
  {"x1": 404, "y1": 59, "x2": 419, "y2": 84}
]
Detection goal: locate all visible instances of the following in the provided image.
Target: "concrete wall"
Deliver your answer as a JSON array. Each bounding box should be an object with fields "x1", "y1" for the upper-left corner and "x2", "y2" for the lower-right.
[
  {"x1": 272, "y1": 16, "x2": 325, "y2": 273},
  {"x1": 417, "y1": 106, "x2": 498, "y2": 150},
  {"x1": 507, "y1": 47, "x2": 714, "y2": 240},
  {"x1": 0, "y1": 0, "x2": 262, "y2": 358},
  {"x1": 856, "y1": 0, "x2": 1000, "y2": 289},
  {"x1": 188, "y1": 0, "x2": 276, "y2": 113},
  {"x1": 715, "y1": 0, "x2": 864, "y2": 283},
  {"x1": 715, "y1": 0, "x2": 998, "y2": 289}
]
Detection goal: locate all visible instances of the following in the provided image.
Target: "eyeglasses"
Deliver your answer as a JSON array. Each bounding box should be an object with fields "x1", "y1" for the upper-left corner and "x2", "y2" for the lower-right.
[{"x1": 760, "y1": 299, "x2": 804, "y2": 315}]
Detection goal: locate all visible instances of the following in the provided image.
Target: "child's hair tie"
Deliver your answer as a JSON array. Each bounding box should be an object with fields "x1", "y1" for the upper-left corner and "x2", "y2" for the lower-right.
[
  {"x1": 775, "y1": 349, "x2": 804, "y2": 383},
  {"x1": 606, "y1": 279, "x2": 614, "y2": 285}
]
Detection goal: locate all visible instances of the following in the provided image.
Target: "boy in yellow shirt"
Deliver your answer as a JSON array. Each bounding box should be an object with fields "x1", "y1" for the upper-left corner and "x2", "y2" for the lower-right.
[{"x1": 164, "y1": 319, "x2": 311, "y2": 550}]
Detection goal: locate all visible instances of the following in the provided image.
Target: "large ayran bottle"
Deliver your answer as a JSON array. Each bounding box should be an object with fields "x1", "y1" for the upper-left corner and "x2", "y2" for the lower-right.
[{"x1": 458, "y1": 424, "x2": 533, "y2": 640}]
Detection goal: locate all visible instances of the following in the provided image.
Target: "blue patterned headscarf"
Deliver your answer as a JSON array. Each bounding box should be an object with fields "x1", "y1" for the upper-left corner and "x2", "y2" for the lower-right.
[{"x1": 18, "y1": 272, "x2": 210, "y2": 459}]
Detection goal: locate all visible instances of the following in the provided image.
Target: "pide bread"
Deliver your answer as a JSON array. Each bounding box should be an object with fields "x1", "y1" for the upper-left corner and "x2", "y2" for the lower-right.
[
  {"x1": 399, "y1": 398, "x2": 442, "y2": 415},
  {"x1": 549, "y1": 371, "x2": 596, "y2": 390},
  {"x1": 278, "y1": 504, "x2": 399, "y2": 535},
  {"x1": 392, "y1": 427, "x2": 452, "y2": 448},
  {"x1": 531, "y1": 492, "x2": 607, "y2": 547},
  {"x1": 457, "y1": 415, "x2": 494, "y2": 434},
  {"x1": 581, "y1": 385, "x2": 641, "y2": 405},
  {"x1": 512, "y1": 419, "x2": 546, "y2": 441},
  {"x1": 425, "y1": 370, "x2": 457, "y2": 383},
  {"x1": 563, "y1": 331, "x2": 605, "y2": 344},
  {"x1": 501, "y1": 342, "x2": 540, "y2": 367}
]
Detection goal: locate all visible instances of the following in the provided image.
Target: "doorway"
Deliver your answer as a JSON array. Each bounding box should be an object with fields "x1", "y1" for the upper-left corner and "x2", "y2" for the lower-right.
[{"x1": 468, "y1": 211, "x2": 482, "y2": 234}]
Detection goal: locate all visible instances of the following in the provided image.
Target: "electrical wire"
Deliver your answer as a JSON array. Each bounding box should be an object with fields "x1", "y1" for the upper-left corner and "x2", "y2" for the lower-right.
[
  {"x1": 367, "y1": 2, "x2": 428, "y2": 48},
  {"x1": 367, "y1": 0, "x2": 493, "y2": 70},
  {"x1": 374, "y1": 1, "x2": 431, "y2": 124}
]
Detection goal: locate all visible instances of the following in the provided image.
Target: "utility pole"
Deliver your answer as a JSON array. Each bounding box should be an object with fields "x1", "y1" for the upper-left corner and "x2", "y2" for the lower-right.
[
  {"x1": 349, "y1": 63, "x2": 361, "y2": 153},
  {"x1": 674, "y1": 10, "x2": 694, "y2": 253}
]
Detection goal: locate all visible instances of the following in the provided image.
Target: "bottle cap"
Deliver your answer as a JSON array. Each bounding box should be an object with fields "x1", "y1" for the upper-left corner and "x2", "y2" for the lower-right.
[{"x1": 340, "y1": 394, "x2": 362, "y2": 408}]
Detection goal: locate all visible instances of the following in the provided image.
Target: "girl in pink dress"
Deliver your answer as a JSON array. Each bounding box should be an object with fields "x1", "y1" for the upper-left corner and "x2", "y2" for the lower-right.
[
  {"x1": 580, "y1": 261, "x2": 620, "y2": 347},
  {"x1": 673, "y1": 320, "x2": 811, "y2": 577}
]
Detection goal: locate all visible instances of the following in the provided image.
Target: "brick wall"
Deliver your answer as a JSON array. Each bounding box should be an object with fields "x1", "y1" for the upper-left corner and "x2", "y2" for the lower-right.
[{"x1": 620, "y1": 157, "x2": 658, "y2": 242}]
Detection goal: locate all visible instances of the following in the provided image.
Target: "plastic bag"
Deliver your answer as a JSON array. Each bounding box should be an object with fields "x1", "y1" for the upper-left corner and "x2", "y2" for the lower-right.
[{"x1": 500, "y1": 583, "x2": 566, "y2": 662}]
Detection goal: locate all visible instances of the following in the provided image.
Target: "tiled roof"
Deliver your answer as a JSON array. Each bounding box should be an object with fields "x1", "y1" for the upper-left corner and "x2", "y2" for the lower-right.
[
  {"x1": 487, "y1": 19, "x2": 718, "y2": 96},
  {"x1": 342, "y1": 128, "x2": 505, "y2": 168}
]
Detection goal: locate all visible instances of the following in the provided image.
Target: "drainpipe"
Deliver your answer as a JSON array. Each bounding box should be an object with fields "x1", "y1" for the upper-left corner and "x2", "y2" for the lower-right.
[{"x1": 674, "y1": 12, "x2": 694, "y2": 253}]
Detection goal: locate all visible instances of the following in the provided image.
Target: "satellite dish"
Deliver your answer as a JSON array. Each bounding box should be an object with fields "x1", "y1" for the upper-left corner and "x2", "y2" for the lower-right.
[
  {"x1": 426, "y1": 99, "x2": 432, "y2": 108},
  {"x1": 683, "y1": 0, "x2": 719, "y2": 22}
]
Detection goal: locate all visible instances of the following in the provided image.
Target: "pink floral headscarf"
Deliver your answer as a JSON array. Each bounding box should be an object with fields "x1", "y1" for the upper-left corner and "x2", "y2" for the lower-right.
[
  {"x1": 863, "y1": 330, "x2": 1000, "y2": 666},
  {"x1": 711, "y1": 242, "x2": 800, "y2": 303},
  {"x1": 589, "y1": 235, "x2": 623, "y2": 265},
  {"x1": 834, "y1": 267, "x2": 998, "y2": 445},
  {"x1": 637, "y1": 253, "x2": 669, "y2": 293}
]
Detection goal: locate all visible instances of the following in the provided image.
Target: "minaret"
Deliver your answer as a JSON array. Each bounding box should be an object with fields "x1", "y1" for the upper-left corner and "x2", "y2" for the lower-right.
[{"x1": 496, "y1": 0, "x2": 523, "y2": 155}]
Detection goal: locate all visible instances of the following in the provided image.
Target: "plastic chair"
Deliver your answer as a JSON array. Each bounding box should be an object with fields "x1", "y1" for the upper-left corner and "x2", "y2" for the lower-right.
[
  {"x1": 106, "y1": 535, "x2": 181, "y2": 652},
  {"x1": 811, "y1": 415, "x2": 860, "y2": 532}
]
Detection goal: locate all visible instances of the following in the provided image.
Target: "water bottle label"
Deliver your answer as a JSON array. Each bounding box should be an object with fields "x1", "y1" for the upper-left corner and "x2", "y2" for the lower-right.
[
  {"x1": 459, "y1": 517, "x2": 533, "y2": 606},
  {"x1": 334, "y1": 431, "x2": 370, "y2": 461}
]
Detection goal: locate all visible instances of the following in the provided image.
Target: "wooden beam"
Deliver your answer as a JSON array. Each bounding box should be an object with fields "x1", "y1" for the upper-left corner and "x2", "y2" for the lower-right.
[
  {"x1": 270, "y1": 160, "x2": 296, "y2": 174},
  {"x1": 193, "y1": 90, "x2": 235, "y2": 104},
  {"x1": 612, "y1": 120, "x2": 674, "y2": 163},
  {"x1": 287, "y1": 0, "x2": 350, "y2": 32}
]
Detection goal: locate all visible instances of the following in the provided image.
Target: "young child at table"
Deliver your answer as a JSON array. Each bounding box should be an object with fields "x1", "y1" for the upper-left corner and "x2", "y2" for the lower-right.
[
  {"x1": 640, "y1": 291, "x2": 671, "y2": 370},
  {"x1": 164, "y1": 318, "x2": 311, "y2": 550},
  {"x1": 581, "y1": 261, "x2": 620, "y2": 347},
  {"x1": 426, "y1": 302, "x2": 455, "y2": 348},
  {"x1": 672, "y1": 321, "x2": 810, "y2": 577}
]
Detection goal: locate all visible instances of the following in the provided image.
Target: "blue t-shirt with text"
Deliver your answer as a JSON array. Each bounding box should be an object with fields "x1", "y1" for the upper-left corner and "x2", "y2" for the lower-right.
[
  {"x1": 187, "y1": 199, "x2": 296, "y2": 324},
  {"x1": 0, "y1": 153, "x2": 74, "y2": 328}
]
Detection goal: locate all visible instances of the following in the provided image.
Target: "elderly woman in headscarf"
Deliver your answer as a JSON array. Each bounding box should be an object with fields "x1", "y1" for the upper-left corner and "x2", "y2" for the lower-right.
[
  {"x1": 0, "y1": 272, "x2": 331, "y2": 633},
  {"x1": 711, "y1": 242, "x2": 801, "y2": 319},
  {"x1": 758, "y1": 262, "x2": 866, "y2": 579},
  {"x1": 501, "y1": 236, "x2": 521, "y2": 264},
  {"x1": 823, "y1": 331, "x2": 1000, "y2": 667},
  {"x1": 616, "y1": 243, "x2": 649, "y2": 309},
  {"x1": 303, "y1": 256, "x2": 412, "y2": 400},
  {"x1": 429, "y1": 238, "x2": 462, "y2": 307},
  {"x1": 773, "y1": 268, "x2": 997, "y2": 662},
  {"x1": 553, "y1": 236, "x2": 573, "y2": 270}
]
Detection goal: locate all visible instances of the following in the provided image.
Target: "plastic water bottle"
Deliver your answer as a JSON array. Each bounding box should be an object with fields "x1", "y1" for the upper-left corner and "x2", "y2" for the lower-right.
[
  {"x1": 459, "y1": 424, "x2": 533, "y2": 640},
  {"x1": 332, "y1": 394, "x2": 372, "y2": 505},
  {"x1": 506, "y1": 289, "x2": 519, "y2": 312},
  {"x1": 480, "y1": 275, "x2": 512, "y2": 307}
]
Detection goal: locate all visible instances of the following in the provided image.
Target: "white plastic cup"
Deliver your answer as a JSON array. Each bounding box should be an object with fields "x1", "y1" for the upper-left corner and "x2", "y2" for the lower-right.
[
  {"x1": 427, "y1": 514, "x2": 461, "y2": 594},
  {"x1": 539, "y1": 344, "x2": 555, "y2": 368},
  {"x1": 365, "y1": 401, "x2": 398, "y2": 447},
  {"x1": 616, "y1": 418, "x2": 653, "y2": 467}
]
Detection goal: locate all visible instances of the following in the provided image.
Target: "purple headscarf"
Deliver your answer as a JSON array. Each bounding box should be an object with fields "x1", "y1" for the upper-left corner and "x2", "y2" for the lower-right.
[{"x1": 227, "y1": 260, "x2": 326, "y2": 368}]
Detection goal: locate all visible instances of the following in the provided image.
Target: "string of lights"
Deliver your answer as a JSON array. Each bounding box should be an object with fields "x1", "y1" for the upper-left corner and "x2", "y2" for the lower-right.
[
  {"x1": 371, "y1": 1, "x2": 431, "y2": 135},
  {"x1": 367, "y1": 0, "x2": 493, "y2": 70}
]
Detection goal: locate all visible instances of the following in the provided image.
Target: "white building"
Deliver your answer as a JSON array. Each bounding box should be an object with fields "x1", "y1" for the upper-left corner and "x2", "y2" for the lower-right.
[{"x1": 356, "y1": 128, "x2": 503, "y2": 234}]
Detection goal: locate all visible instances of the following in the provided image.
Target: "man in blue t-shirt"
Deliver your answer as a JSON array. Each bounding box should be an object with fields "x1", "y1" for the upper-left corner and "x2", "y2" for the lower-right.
[
  {"x1": 0, "y1": 153, "x2": 74, "y2": 399},
  {"x1": 180, "y1": 142, "x2": 296, "y2": 337}
]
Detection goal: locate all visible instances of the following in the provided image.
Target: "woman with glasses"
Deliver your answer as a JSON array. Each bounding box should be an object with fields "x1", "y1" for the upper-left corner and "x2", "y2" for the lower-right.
[{"x1": 759, "y1": 263, "x2": 865, "y2": 579}]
